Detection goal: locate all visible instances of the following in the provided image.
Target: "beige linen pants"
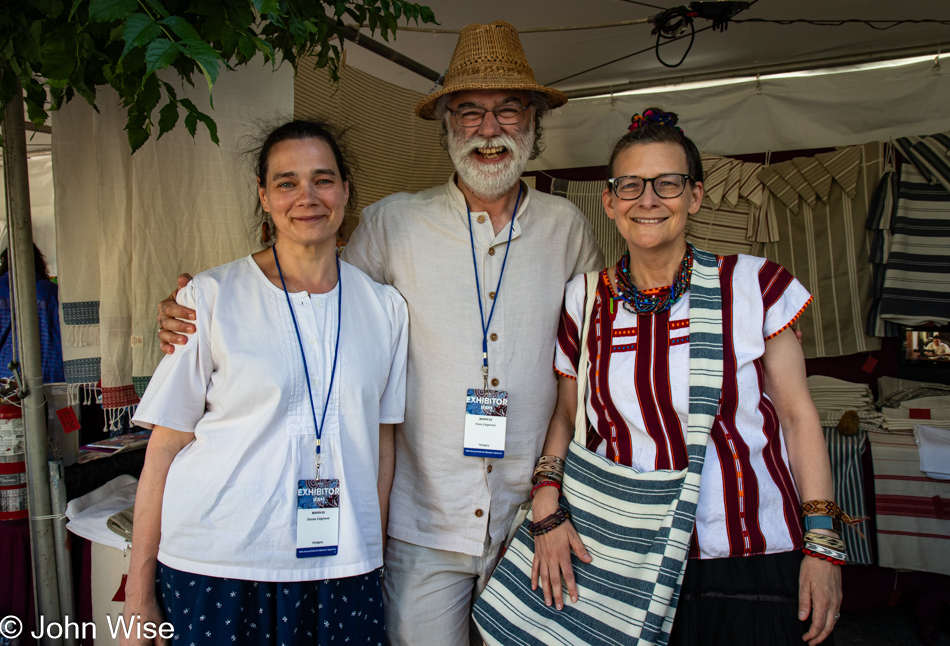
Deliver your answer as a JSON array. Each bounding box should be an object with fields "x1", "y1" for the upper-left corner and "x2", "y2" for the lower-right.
[{"x1": 383, "y1": 535, "x2": 504, "y2": 646}]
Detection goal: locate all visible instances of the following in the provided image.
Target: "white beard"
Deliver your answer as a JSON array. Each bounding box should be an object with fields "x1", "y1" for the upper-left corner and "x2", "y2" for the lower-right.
[{"x1": 447, "y1": 121, "x2": 534, "y2": 201}]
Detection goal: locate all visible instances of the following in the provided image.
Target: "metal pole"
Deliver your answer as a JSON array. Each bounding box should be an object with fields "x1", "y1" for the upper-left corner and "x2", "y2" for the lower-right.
[
  {"x1": 2, "y1": 83, "x2": 62, "y2": 645},
  {"x1": 49, "y1": 461, "x2": 76, "y2": 646},
  {"x1": 338, "y1": 24, "x2": 441, "y2": 82},
  {"x1": 562, "y1": 43, "x2": 945, "y2": 98}
]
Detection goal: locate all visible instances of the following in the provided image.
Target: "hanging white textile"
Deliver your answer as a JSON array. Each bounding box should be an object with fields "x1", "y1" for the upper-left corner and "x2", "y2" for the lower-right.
[{"x1": 53, "y1": 63, "x2": 293, "y2": 429}]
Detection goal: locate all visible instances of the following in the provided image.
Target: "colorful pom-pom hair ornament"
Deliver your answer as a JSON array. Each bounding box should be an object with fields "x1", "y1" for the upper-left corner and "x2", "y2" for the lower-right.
[{"x1": 628, "y1": 108, "x2": 684, "y2": 134}]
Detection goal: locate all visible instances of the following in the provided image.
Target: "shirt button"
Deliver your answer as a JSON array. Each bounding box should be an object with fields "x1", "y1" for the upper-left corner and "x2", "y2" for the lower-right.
[
  {"x1": 489, "y1": 291, "x2": 496, "y2": 300},
  {"x1": 491, "y1": 378, "x2": 499, "y2": 387},
  {"x1": 310, "y1": 337, "x2": 317, "y2": 345},
  {"x1": 488, "y1": 248, "x2": 496, "y2": 256},
  {"x1": 475, "y1": 509, "x2": 484, "y2": 518},
  {"x1": 477, "y1": 215, "x2": 486, "y2": 224},
  {"x1": 490, "y1": 333, "x2": 498, "y2": 341},
  {"x1": 486, "y1": 464, "x2": 493, "y2": 473}
]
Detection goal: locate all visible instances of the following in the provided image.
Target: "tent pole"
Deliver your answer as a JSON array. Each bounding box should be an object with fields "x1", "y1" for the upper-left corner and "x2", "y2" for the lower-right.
[
  {"x1": 2, "y1": 82, "x2": 63, "y2": 645},
  {"x1": 562, "y1": 44, "x2": 945, "y2": 98}
]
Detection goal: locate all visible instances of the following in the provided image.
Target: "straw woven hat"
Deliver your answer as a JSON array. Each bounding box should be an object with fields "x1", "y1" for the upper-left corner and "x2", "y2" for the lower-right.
[{"x1": 415, "y1": 20, "x2": 568, "y2": 120}]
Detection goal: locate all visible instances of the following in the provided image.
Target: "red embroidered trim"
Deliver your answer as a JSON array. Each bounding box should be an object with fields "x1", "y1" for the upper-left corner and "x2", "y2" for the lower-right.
[
  {"x1": 764, "y1": 296, "x2": 813, "y2": 342},
  {"x1": 102, "y1": 384, "x2": 140, "y2": 409}
]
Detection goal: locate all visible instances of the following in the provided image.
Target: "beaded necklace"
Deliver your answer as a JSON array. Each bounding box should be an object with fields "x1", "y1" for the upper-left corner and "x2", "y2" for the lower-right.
[{"x1": 615, "y1": 243, "x2": 694, "y2": 315}]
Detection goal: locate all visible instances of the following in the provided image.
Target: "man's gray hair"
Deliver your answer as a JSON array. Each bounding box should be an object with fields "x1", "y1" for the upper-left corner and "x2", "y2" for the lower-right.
[{"x1": 436, "y1": 91, "x2": 552, "y2": 160}]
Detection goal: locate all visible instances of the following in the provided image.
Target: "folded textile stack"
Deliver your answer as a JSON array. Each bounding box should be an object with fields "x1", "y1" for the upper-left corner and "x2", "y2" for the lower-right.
[
  {"x1": 901, "y1": 395, "x2": 950, "y2": 409},
  {"x1": 878, "y1": 375, "x2": 950, "y2": 408},
  {"x1": 914, "y1": 424, "x2": 950, "y2": 480},
  {"x1": 805, "y1": 375, "x2": 875, "y2": 564},
  {"x1": 881, "y1": 407, "x2": 950, "y2": 433},
  {"x1": 868, "y1": 430, "x2": 950, "y2": 576},
  {"x1": 807, "y1": 375, "x2": 883, "y2": 431},
  {"x1": 65, "y1": 474, "x2": 137, "y2": 551}
]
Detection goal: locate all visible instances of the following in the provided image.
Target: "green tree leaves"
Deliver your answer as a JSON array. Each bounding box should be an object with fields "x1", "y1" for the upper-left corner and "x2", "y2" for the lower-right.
[
  {"x1": 88, "y1": 0, "x2": 136, "y2": 23},
  {"x1": 1, "y1": 0, "x2": 438, "y2": 152}
]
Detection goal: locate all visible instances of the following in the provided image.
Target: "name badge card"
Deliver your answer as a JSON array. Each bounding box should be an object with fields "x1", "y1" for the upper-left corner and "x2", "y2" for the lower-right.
[
  {"x1": 463, "y1": 388, "x2": 508, "y2": 458},
  {"x1": 296, "y1": 479, "x2": 340, "y2": 558}
]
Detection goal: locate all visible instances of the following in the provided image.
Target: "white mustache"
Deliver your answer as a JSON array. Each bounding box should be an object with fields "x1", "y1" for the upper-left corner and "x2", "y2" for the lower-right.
[{"x1": 457, "y1": 134, "x2": 518, "y2": 156}]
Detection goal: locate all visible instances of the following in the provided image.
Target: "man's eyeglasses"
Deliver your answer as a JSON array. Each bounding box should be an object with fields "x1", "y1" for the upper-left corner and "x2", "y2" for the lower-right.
[
  {"x1": 447, "y1": 102, "x2": 533, "y2": 128},
  {"x1": 607, "y1": 174, "x2": 693, "y2": 200}
]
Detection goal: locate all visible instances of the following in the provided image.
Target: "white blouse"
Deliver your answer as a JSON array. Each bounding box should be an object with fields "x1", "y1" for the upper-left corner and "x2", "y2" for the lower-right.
[{"x1": 133, "y1": 256, "x2": 408, "y2": 581}]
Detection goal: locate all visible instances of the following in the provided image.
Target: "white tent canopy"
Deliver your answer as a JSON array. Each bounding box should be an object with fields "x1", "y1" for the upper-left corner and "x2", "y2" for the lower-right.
[
  {"x1": 340, "y1": 0, "x2": 950, "y2": 162},
  {"x1": 344, "y1": 0, "x2": 950, "y2": 95}
]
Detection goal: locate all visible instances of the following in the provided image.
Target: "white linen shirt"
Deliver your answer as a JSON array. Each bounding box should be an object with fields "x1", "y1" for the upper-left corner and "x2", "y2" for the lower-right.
[
  {"x1": 132, "y1": 256, "x2": 408, "y2": 582},
  {"x1": 344, "y1": 178, "x2": 603, "y2": 556}
]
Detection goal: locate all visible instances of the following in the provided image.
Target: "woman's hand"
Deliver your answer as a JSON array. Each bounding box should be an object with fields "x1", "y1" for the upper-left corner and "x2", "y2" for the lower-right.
[
  {"x1": 798, "y1": 555, "x2": 842, "y2": 645},
  {"x1": 530, "y1": 488, "x2": 592, "y2": 610},
  {"x1": 119, "y1": 595, "x2": 168, "y2": 646}
]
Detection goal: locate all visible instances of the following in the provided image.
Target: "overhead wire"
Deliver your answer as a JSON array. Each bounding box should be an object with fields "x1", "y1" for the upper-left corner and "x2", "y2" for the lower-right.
[
  {"x1": 616, "y1": 0, "x2": 671, "y2": 11},
  {"x1": 732, "y1": 18, "x2": 950, "y2": 30},
  {"x1": 547, "y1": 24, "x2": 715, "y2": 85}
]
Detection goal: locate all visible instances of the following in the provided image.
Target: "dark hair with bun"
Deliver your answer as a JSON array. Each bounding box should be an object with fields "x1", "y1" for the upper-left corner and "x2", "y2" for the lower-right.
[
  {"x1": 250, "y1": 119, "x2": 357, "y2": 247},
  {"x1": 607, "y1": 108, "x2": 703, "y2": 184}
]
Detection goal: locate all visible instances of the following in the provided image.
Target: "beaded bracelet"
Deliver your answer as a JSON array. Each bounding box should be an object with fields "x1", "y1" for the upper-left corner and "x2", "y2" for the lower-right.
[
  {"x1": 538, "y1": 455, "x2": 565, "y2": 467},
  {"x1": 803, "y1": 542, "x2": 847, "y2": 562},
  {"x1": 803, "y1": 547, "x2": 846, "y2": 566},
  {"x1": 531, "y1": 480, "x2": 562, "y2": 498},
  {"x1": 528, "y1": 507, "x2": 570, "y2": 537}
]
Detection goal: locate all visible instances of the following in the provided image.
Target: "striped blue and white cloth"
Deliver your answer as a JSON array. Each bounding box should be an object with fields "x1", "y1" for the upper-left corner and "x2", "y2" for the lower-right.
[
  {"x1": 875, "y1": 133, "x2": 950, "y2": 327},
  {"x1": 473, "y1": 248, "x2": 723, "y2": 646}
]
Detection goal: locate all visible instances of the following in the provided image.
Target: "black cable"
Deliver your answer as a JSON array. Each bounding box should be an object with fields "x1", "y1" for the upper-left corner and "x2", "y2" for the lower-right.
[
  {"x1": 617, "y1": 0, "x2": 672, "y2": 11},
  {"x1": 547, "y1": 0, "x2": 760, "y2": 85},
  {"x1": 732, "y1": 18, "x2": 950, "y2": 30},
  {"x1": 547, "y1": 24, "x2": 715, "y2": 85},
  {"x1": 653, "y1": 6, "x2": 697, "y2": 67}
]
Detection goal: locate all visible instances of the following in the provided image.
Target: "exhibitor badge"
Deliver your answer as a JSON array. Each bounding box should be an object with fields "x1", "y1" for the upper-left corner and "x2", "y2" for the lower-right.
[
  {"x1": 463, "y1": 388, "x2": 508, "y2": 458},
  {"x1": 296, "y1": 479, "x2": 341, "y2": 557}
]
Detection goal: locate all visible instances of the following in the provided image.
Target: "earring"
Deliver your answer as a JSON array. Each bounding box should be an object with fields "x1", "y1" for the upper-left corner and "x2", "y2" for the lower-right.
[{"x1": 261, "y1": 222, "x2": 270, "y2": 243}]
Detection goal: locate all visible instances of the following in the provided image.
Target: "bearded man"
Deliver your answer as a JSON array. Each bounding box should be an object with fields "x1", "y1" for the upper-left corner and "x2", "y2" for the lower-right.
[{"x1": 157, "y1": 21, "x2": 602, "y2": 646}]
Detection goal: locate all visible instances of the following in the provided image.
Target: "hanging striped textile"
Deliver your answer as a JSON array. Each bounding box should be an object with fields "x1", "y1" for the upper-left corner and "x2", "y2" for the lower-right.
[
  {"x1": 821, "y1": 426, "x2": 873, "y2": 565},
  {"x1": 876, "y1": 158, "x2": 950, "y2": 327},
  {"x1": 294, "y1": 62, "x2": 456, "y2": 214},
  {"x1": 753, "y1": 143, "x2": 883, "y2": 358},
  {"x1": 867, "y1": 430, "x2": 950, "y2": 576},
  {"x1": 551, "y1": 178, "x2": 624, "y2": 265}
]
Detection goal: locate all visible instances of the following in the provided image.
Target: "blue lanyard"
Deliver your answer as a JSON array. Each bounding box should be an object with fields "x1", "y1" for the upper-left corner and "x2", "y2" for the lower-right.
[
  {"x1": 467, "y1": 185, "x2": 522, "y2": 389},
  {"x1": 272, "y1": 244, "x2": 341, "y2": 475}
]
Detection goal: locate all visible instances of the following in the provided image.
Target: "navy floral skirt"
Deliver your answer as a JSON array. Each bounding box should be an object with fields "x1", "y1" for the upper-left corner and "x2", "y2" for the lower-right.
[{"x1": 157, "y1": 562, "x2": 385, "y2": 645}]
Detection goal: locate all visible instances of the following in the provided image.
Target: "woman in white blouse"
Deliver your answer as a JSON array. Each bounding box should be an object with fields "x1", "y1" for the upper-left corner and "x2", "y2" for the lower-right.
[
  {"x1": 530, "y1": 109, "x2": 843, "y2": 646},
  {"x1": 121, "y1": 120, "x2": 408, "y2": 646}
]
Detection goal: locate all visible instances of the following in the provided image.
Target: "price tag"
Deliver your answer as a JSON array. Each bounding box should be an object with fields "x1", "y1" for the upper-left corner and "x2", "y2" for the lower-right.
[{"x1": 56, "y1": 407, "x2": 81, "y2": 434}]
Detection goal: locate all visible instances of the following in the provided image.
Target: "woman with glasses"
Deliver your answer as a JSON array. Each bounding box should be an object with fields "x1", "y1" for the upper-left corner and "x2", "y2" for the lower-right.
[{"x1": 528, "y1": 109, "x2": 843, "y2": 645}]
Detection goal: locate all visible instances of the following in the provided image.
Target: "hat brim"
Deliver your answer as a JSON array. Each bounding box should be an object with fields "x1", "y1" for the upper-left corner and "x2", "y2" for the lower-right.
[{"x1": 415, "y1": 81, "x2": 568, "y2": 120}]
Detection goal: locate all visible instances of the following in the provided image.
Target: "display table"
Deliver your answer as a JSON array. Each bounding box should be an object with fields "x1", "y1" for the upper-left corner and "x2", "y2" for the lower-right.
[{"x1": 868, "y1": 430, "x2": 950, "y2": 576}]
